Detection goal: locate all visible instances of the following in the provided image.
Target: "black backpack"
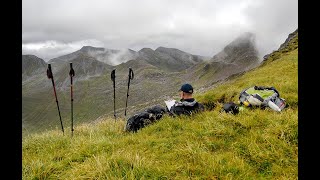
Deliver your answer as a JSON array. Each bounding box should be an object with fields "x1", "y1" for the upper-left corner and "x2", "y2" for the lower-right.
[
  {"x1": 125, "y1": 105, "x2": 166, "y2": 132},
  {"x1": 221, "y1": 102, "x2": 239, "y2": 114}
]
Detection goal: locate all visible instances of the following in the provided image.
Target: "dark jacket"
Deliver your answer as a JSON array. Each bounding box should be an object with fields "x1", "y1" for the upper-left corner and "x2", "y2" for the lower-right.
[{"x1": 169, "y1": 98, "x2": 204, "y2": 116}]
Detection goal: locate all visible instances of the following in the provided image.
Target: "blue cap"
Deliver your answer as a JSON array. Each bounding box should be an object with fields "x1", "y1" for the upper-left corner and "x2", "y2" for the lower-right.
[{"x1": 180, "y1": 83, "x2": 193, "y2": 94}]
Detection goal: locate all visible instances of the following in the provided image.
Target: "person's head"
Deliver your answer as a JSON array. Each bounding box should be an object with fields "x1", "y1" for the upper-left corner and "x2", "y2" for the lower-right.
[{"x1": 179, "y1": 83, "x2": 193, "y2": 99}]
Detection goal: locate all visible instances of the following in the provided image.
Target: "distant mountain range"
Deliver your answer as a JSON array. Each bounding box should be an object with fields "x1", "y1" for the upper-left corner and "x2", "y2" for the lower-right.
[
  {"x1": 48, "y1": 45, "x2": 209, "y2": 72},
  {"x1": 22, "y1": 30, "x2": 297, "y2": 134}
]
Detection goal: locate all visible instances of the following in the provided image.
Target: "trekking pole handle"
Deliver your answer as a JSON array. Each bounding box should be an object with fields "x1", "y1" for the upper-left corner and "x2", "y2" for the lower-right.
[
  {"x1": 128, "y1": 67, "x2": 134, "y2": 80},
  {"x1": 111, "y1": 69, "x2": 116, "y2": 81},
  {"x1": 69, "y1": 63, "x2": 75, "y2": 77},
  {"x1": 47, "y1": 64, "x2": 53, "y2": 79},
  {"x1": 126, "y1": 68, "x2": 133, "y2": 97}
]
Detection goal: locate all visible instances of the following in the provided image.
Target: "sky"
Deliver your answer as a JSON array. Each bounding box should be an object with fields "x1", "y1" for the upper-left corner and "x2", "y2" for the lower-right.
[{"x1": 22, "y1": 0, "x2": 298, "y2": 62}]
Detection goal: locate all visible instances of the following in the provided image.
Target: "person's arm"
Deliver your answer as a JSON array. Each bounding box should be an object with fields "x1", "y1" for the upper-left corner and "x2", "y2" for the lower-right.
[{"x1": 168, "y1": 105, "x2": 177, "y2": 116}]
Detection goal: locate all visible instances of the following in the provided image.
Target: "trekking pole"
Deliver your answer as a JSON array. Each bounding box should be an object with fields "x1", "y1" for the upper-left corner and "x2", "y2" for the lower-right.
[
  {"x1": 47, "y1": 64, "x2": 64, "y2": 135},
  {"x1": 124, "y1": 67, "x2": 134, "y2": 116},
  {"x1": 69, "y1": 63, "x2": 75, "y2": 137},
  {"x1": 111, "y1": 69, "x2": 116, "y2": 120}
]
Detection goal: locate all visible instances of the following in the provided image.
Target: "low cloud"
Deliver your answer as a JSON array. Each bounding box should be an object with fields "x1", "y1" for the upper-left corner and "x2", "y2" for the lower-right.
[{"x1": 22, "y1": 0, "x2": 298, "y2": 62}]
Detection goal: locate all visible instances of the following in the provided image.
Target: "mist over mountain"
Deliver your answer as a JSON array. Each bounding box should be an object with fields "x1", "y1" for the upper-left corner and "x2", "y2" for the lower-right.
[
  {"x1": 211, "y1": 32, "x2": 259, "y2": 66},
  {"x1": 86, "y1": 48, "x2": 139, "y2": 66},
  {"x1": 48, "y1": 46, "x2": 138, "y2": 66},
  {"x1": 184, "y1": 32, "x2": 260, "y2": 89}
]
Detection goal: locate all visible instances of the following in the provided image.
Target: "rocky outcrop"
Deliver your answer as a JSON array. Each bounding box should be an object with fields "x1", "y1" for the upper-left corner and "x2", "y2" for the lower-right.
[{"x1": 263, "y1": 29, "x2": 298, "y2": 61}]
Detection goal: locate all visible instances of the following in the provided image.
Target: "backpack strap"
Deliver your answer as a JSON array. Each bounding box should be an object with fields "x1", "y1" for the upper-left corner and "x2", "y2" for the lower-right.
[
  {"x1": 267, "y1": 87, "x2": 280, "y2": 97},
  {"x1": 239, "y1": 87, "x2": 251, "y2": 105},
  {"x1": 254, "y1": 86, "x2": 280, "y2": 97}
]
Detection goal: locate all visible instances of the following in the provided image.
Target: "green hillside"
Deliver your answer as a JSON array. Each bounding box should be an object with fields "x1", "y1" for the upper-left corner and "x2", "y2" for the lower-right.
[{"x1": 22, "y1": 34, "x2": 298, "y2": 179}]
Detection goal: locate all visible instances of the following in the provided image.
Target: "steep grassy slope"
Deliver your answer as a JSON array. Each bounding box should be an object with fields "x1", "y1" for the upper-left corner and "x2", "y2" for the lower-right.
[
  {"x1": 195, "y1": 32, "x2": 298, "y2": 108},
  {"x1": 196, "y1": 51, "x2": 298, "y2": 109},
  {"x1": 23, "y1": 35, "x2": 298, "y2": 179}
]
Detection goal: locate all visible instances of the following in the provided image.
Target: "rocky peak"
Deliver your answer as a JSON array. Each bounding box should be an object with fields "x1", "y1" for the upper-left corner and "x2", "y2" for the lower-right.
[
  {"x1": 211, "y1": 32, "x2": 259, "y2": 65},
  {"x1": 138, "y1": 48, "x2": 154, "y2": 54},
  {"x1": 278, "y1": 29, "x2": 298, "y2": 51},
  {"x1": 263, "y1": 28, "x2": 298, "y2": 61},
  {"x1": 80, "y1": 46, "x2": 105, "y2": 53}
]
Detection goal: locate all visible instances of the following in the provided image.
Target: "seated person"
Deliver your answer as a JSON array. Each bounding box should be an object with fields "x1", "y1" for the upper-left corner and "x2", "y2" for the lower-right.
[
  {"x1": 125, "y1": 84, "x2": 204, "y2": 132},
  {"x1": 168, "y1": 83, "x2": 204, "y2": 116}
]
